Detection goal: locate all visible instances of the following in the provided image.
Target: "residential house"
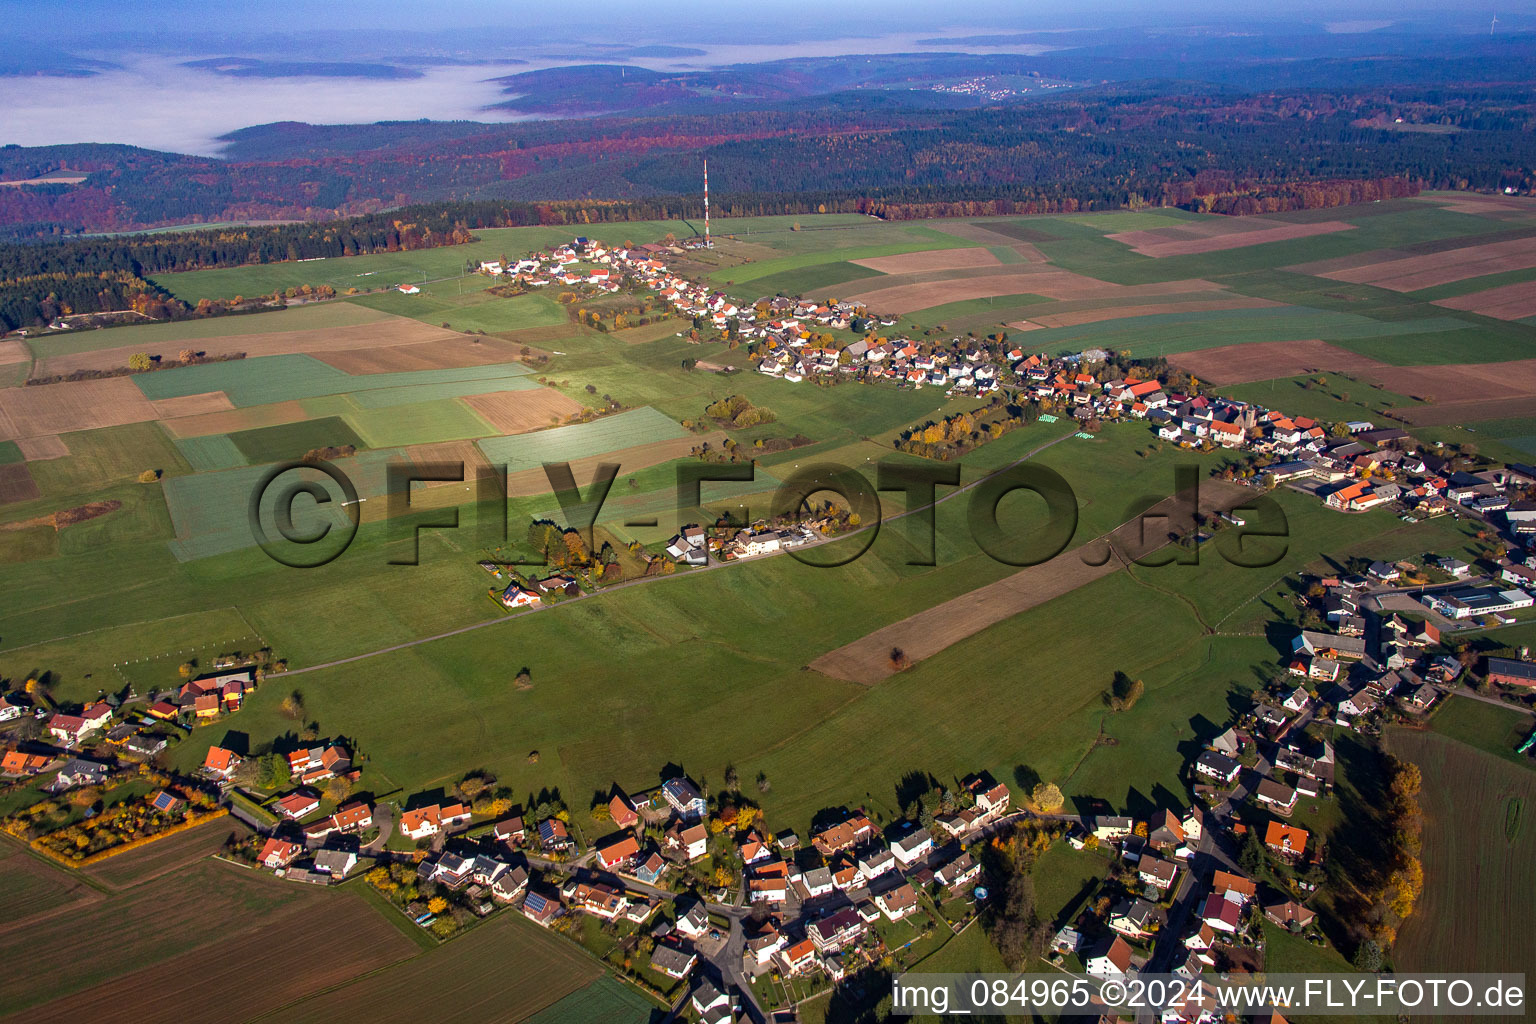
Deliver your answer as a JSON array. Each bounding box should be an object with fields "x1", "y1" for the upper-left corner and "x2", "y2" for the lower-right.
[
  {"x1": 1138, "y1": 856, "x2": 1179, "y2": 892},
  {"x1": 596, "y1": 832, "x2": 641, "y2": 870},
  {"x1": 779, "y1": 937, "x2": 818, "y2": 975},
  {"x1": 46, "y1": 701, "x2": 112, "y2": 744},
  {"x1": 1254, "y1": 778, "x2": 1298, "y2": 815},
  {"x1": 1265, "y1": 821, "x2": 1309, "y2": 859},
  {"x1": 608, "y1": 791, "x2": 640, "y2": 828},
  {"x1": 491, "y1": 865, "x2": 530, "y2": 902},
  {"x1": 1109, "y1": 898, "x2": 1162, "y2": 940},
  {"x1": 521, "y1": 888, "x2": 559, "y2": 926},
  {"x1": 1194, "y1": 751, "x2": 1241, "y2": 784},
  {"x1": 314, "y1": 847, "x2": 358, "y2": 879},
  {"x1": 275, "y1": 791, "x2": 320, "y2": 820},
  {"x1": 809, "y1": 906, "x2": 866, "y2": 952},
  {"x1": 875, "y1": 883, "x2": 919, "y2": 922},
  {"x1": 650, "y1": 943, "x2": 698, "y2": 980},
  {"x1": 260, "y1": 838, "x2": 304, "y2": 869},
  {"x1": 1264, "y1": 899, "x2": 1317, "y2": 930},
  {"x1": 1, "y1": 751, "x2": 51, "y2": 775},
  {"x1": 1147, "y1": 809, "x2": 1186, "y2": 850},
  {"x1": 661, "y1": 777, "x2": 706, "y2": 820},
  {"x1": 856, "y1": 846, "x2": 895, "y2": 883},
  {"x1": 1086, "y1": 936, "x2": 1135, "y2": 979},
  {"x1": 331, "y1": 801, "x2": 373, "y2": 833},
  {"x1": 538, "y1": 817, "x2": 573, "y2": 852},
  {"x1": 202, "y1": 746, "x2": 242, "y2": 780},
  {"x1": 891, "y1": 828, "x2": 932, "y2": 868},
  {"x1": 1201, "y1": 893, "x2": 1243, "y2": 934},
  {"x1": 676, "y1": 900, "x2": 710, "y2": 940},
  {"x1": 935, "y1": 851, "x2": 980, "y2": 890}
]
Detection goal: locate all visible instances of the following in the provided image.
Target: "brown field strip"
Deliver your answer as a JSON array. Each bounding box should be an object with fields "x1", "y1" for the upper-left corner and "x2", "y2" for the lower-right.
[
  {"x1": 1367, "y1": 357, "x2": 1536, "y2": 404},
  {"x1": 10, "y1": 886, "x2": 418, "y2": 1024},
  {"x1": 160, "y1": 399, "x2": 313, "y2": 439},
  {"x1": 1309, "y1": 235, "x2": 1536, "y2": 292},
  {"x1": 0, "y1": 340, "x2": 29, "y2": 365},
  {"x1": 852, "y1": 246, "x2": 1001, "y2": 274},
  {"x1": 1021, "y1": 295, "x2": 1286, "y2": 329},
  {"x1": 33, "y1": 315, "x2": 467, "y2": 377},
  {"x1": 1396, "y1": 396, "x2": 1536, "y2": 426},
  {"x1": 844, "y1": 271, "x2": 1222, "y2": 314},
  {"x1": 1168, "y1": 339, "x2": 1390, "y2": 386},
  {"x1": 314, "y1": 336, "x2": 526, "y2": 373},
  {"x1": 810, "y1": 479, "x2": 1251, "y2": 685},
  {"x1": 16, "y1": 434, "x2": 69, "y2": 460},
  {"x1": 81, "y1": 816, "x2": 248, "y2": 891},
  {"x1": 0, "y1": 377, "x2": 158, "y2": 440},
  {"x1": 0, "y1": 843, "x2": 102, "y2": 934},
  {"x1": 149, "y1": 390, "x2": 236, "y2": 419},
  {"x1": 463, "y1": 387, "x2": 585, "y2": 435},
  {"x1": 265, "y1": 912, "x2": 602, "y2": 1024},
  {"x1": 1108, "y1": 218, "x2": 1355, "y2": 257},
  {"x1": 1431, "y1": 281, "x2": 1536, "y2": 321},
  {"x1": 1420, "y1": 193, "x2": 1536, "y2": 217},
  {"x1": 0, "y1": 463, "x2": 41, "y2": 504}
]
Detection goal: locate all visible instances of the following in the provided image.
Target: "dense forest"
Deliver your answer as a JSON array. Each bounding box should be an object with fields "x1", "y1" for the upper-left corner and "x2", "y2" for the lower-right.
[
  {"x1": 2, "y1": 80, "x2": 1531, "y2": 243},
  {"x1": 1, "y1": 70, "x2": 1533, "y2": 330}
]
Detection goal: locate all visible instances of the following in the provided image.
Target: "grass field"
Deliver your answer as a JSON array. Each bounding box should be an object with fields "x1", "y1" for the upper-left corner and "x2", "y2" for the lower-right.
[
  {"x1": 476, "y1": 406, "x2": 689, "y2": 473},
  {"x1": 227, "y1": 416, "x2": 368, "y2": 462},
  {"x1": 522, "y1": 975, "x2": 659, "y2": 1024},
  {"x1": 1386, "y1": 727, "x2": 1536, "y2": 978},
  {"x1": 1426, "y1": 696, "x2": 1535, "y2": 767},
  {"x1": 133, "y1": 354, "x2": 535, "y2": 408}
]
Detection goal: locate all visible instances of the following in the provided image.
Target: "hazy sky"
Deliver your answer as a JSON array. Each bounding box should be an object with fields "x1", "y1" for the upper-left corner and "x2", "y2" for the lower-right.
[
  {"x1": 0, "y1": 0, "x2": 1474, "y2": 46},
  {"x1": 0, "y1": 1, "x2": 1512, "y2": 153}
]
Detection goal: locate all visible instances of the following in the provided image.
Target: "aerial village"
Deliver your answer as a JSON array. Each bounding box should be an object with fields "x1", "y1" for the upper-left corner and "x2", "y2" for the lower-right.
[{"x1": 3, "y1": 234, "x2": 1536, "y2": 1023}]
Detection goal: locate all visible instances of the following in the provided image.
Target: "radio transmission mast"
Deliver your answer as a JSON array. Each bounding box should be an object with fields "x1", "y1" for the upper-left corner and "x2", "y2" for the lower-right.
[{"x1": 703, "y1": 159, "x2": 712, "y2": 249}]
